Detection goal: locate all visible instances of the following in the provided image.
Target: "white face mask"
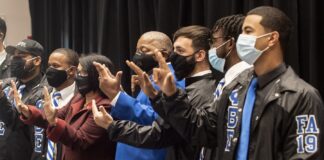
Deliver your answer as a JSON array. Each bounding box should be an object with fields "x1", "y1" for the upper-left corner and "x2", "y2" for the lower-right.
[
  {"x1": 208, "y1": 39, "x2": 232, "y2": 73},
  {"x1": 236, "y1": 33, "x2": 272, "y2": 64}
]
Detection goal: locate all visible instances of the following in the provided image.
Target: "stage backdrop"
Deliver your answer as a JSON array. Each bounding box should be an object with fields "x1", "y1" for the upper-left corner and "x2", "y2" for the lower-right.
[{"x1": 28, "y1": 0, "x2": 324, "y2": 96}]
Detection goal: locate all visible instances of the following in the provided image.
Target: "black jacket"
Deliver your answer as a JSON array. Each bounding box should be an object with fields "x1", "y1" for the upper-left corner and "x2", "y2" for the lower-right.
[
  {"x1": 0, "y1": 74, "x2": 49, "y2": 160},
  {"x1": 157, "y1": 66, "x2": 324, "y2": 160},
  {"x1": 107, "y1": 73, "x2": 218, "y2": 160},
  {"x1": 0, "y1": 53, "x2": 11, "y2": 79}
]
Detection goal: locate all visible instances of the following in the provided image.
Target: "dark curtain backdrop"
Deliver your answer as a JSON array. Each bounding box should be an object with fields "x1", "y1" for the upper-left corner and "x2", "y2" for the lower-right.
[{"x1": 28, "y1": 0, "x2": 324, "y2": 96}]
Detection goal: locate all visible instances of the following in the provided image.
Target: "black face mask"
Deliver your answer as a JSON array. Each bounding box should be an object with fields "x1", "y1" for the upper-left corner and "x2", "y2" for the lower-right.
[
  {"x1": 169, "y1": 52, "x2": 196, "y2": 80},
  {"x1": 132, "y1": 52, "x2": 158, "y2": 73},
  {"x1": 75, "y1": 75, "x2": 91, "y2": 96},
  {"x1": 46, "y1": 67, "x2": 68, "y2": 88},
  {"x1": 10, "y1": 56, "x2": 36, "y2": 79}
]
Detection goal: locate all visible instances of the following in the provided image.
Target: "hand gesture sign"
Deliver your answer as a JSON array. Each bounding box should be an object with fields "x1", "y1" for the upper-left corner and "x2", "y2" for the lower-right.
[
  {"x1": 126, "y1": 60, "x2": 158, "y2": 99},
  {"x1": 93, "y1": 62, "x2": 123, "y2": 100},
  {"x1": 91, "y1": 100, "x2": 113, "y2": 129},
  {"x1": 43, "y1": 86, "x2": 57, "y2": 125},
  {"x1": 143, "y1": 46, "x2": 177, "y2": 97},
  {"x1": 10, "y1": 80, "x2": 30, "y2": 118}
]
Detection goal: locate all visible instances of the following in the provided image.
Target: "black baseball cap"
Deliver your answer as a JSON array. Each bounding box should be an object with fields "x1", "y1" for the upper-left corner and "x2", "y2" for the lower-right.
[{"x1": 5, "y1": 39, "x2": 44, "y2": 57}]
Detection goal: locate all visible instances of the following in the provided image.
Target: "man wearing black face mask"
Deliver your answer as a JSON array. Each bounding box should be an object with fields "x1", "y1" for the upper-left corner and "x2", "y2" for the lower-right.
[
  {"x1": 0, "y1": 39, "x2": 45, "y2": 160},
  {"x1": 91, "y1": 26, "x2": 220, "y2": 160},
  {"x1": 27, "y1": 48, "x2": 79, "y2": 160},
  {"x1": 93, "y1": 31, "x2": 185, "y2": 160}
]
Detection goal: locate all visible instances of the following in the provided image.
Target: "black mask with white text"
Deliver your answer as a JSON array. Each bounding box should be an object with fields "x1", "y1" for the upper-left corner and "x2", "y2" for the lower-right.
[{"x1": 132, "y1": 52, "x2": 158, "y2": 73}]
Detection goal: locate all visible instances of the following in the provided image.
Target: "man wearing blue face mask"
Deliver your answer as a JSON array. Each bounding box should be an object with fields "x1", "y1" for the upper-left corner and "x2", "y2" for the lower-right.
[
  {"x1": 148, "y1": 14, "x2": 253, "y2": 160},
  {"x1": 94, "y1": 15, "x2": 252, "y2": 160},
  {"x1": 114, "y1": 7, "x2": 324, "y2": 160},
  {"x1": 233, "y1": 6, "x2": 324, "y2": 159},
  {"x1": 122, "y1": 7, "x2": 324, "y2": 159},
  {"x1": 199, "y1": 14, "x2": 253, "y2": 159}
]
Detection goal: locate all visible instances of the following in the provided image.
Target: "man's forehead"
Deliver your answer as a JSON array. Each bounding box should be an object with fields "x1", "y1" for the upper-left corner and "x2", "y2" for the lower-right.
[
  {"x1": 174, "y1": 36, "x2": 192, "y2": 45},
  {"x1": 243, "y1": 14, "x2": 263, "y2": 29},
  {"x1": 137, "y1": 39, "x2": 162, "y2": 50},
  {"x1": 212, "y1": 30, "x2": 223, "y2": 37}
]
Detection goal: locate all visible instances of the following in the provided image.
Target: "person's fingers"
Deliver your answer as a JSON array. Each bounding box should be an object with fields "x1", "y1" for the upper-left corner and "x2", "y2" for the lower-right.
[
  {"x1": 10, "y1": 80, "x2": 19, "y2": 100},
  {"x1": 93, "y1": 62, "x2": 106, "y2": 78},
  {"x1": 132, "y1": 75, "x2": 140, "y2": 87},
  {"x1": 115, "y1": 71, "x2": 123, "y2": 86},
  {"x1": 103, "y1": 64, "x2": 114, "y2": 78},
  {"x1": 91, "y1": 100, "x2": 99, "y2": 116},
  {"x1": 99, "y1": 106, "x2": 113, "y2": 120},
  {"x1": 131, "y1": 75, "x2": 136, "y2": 93},
  {"x1": 94, "y1": 62, "x2": 112, "y2": 79},
  {"x1": 142, "y1": 72, "x2": 151, "y2": 86},
  {"x1": 43, "y1": 86, "x2": 50, "y2": 103},
  {"x1": 126, "y1": 60, "x2": 143, "y2": 76},
  {"x1": 134, "y1": 79, "x2": 140, "y2": 86},
  {"x1": 166, "y1": 72, "x2": 174, "y2": 85},
  {"x1": 99, "y1": 106, "x2": 108, "y2": 115},
  {"x1": 153, "y1": 50, "x2": 168, "y2": 70},
  {"x1": 153, "y1": 68, "x2": 161, "y2": 83}
]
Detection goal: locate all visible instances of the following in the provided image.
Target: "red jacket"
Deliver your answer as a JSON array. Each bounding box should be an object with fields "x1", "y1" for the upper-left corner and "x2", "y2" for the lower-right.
[{"x1": 21, "y1": 94, "x2": 116, "y2": 160}]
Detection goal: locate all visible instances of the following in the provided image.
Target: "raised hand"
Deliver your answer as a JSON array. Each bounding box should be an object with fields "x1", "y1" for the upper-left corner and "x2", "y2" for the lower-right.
[
  {"x1": 151, "y1": 48, "x2": 177, "y2": 97},
  {"x1": 126, "y1": 60, "x2": 158, "y2": 99},
  {"x1": 10, "y1": 80, "x2": 30, "y2": 117},
  {"x1": 93, "y1": 62, "x2": 123, "y2": 100},
  {"x1": 43, "y1": 86, "x2": 57, "y2": 125},
  {"x1": 91, "y1": 100, "x2": 113, "y2": 129}
]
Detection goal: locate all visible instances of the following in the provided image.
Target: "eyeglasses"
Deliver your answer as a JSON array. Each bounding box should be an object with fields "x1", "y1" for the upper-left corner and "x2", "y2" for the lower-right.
[
  {"x1": 209, "y1": 36, "x2": 231, "y2": 46},
  {"x1": 77, "y1": 70, "x2": 88, "y2": 77}
]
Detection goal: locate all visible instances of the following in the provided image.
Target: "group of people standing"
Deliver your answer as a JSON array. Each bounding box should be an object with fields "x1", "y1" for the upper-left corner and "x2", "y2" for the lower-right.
[{"x1": 0, "y1": 5, "x2": 323, "y2": 160}]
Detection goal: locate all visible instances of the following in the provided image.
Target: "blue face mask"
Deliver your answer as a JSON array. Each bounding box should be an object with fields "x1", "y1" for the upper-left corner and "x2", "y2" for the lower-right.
[
  {"x1": 236, "y1": 33, "x2": 272, "y2": 64},
  {"x1": 208, "y1": 39, "x2": 232, "y2": 73}
]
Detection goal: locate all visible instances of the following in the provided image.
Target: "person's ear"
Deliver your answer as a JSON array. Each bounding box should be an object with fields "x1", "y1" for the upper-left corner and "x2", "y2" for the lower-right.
[
  {"x1": 67, "y1": 66, "x2": 77, "y2": 78},
  {"x1": 32, "y1": 56, "x2": 41, "y2": 66},
  {"x1": 161, "y1": 50, "x2": 169, "y2": 60},
  {"x1": 195, "y1": 50, "x2": 206, "y2": 62},
  {"x1": 225, "y1": 38, "x2": 235, "y2": 51},
  {"x1": 0, "y1": 33, "x2": 3, "y2": 41},
  {"x1": 268, "y1": 31, "x2": 279, "y2": 48}
]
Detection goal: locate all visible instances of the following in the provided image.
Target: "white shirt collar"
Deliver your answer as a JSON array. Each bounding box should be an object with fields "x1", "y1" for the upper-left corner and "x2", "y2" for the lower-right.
[
  {"x1": 0, "y1": 50, "x2": 7, "y2": 66},
  {"x1": 224, "y1": 61, "x2": 252, "y2": 87},
  {"x1": 190, "y1": 70, "x2": 212, "y2": 77},
  {"x1": 51, "y1": 82, "x2": 76, "y2": 107}
]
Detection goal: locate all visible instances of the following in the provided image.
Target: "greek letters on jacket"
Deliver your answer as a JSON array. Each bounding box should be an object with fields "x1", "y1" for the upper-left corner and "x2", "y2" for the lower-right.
[
  {"x1": 215, "y1": 70, "x2": 253, "y2": 159},
  {"x1": 0, "y1": 75, "x2": 47, "y2": 160}
]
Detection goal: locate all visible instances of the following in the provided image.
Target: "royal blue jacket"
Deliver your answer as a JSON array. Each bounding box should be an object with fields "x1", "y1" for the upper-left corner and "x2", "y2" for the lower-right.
[{"x1": 110, "y1": 63, "x2": 185, "y2": 160}]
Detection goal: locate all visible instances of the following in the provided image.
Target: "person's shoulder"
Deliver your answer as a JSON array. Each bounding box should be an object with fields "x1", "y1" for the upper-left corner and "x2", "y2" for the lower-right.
[
  {"x1": 281, "y1": 67, "x2": 320, "y2": 96},
  {"x1": 279, "y1": 67, "x2": 323, "y2": 111}
]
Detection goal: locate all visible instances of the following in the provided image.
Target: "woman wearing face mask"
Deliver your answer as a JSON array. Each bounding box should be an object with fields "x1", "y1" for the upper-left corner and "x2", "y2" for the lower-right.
[{"x1": 16, "y1": 54, "x2": 116, "y2": 160}]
